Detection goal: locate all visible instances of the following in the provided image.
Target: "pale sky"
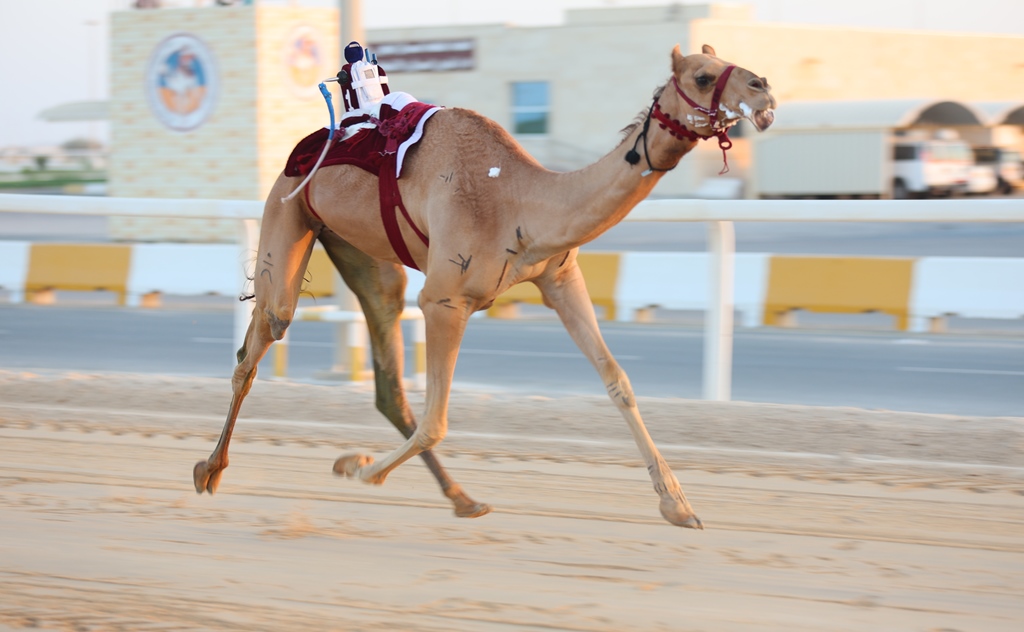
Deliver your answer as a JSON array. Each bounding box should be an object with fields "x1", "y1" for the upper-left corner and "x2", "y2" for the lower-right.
[{"x1": 2, "y1": 0, "x2": 1023, "y2": 147}]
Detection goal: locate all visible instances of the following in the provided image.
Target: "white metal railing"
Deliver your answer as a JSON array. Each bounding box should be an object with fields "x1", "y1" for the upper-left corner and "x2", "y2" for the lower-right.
[
  {"x1": 0, "y1": 194, "x2": 263, "y2": 357},
  {"x1": 2, "y1": 193, "x2": 1023, "y2": 401}
]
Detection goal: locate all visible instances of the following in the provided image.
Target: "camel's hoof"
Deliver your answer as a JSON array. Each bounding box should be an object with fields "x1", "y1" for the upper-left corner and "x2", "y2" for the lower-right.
[
  {"x1": 454, "y1": 502, "x2": 493, "y2": 519},
  {"x1": 193, "y1": 460, "x2": 223, "y2": 495},
  {"x1": 333, "y1": 453, "x2": 374, "y2": 480},
  {"x1": 445, "y1": 484, "x2": 493, "y2": 518},
  {"x1": 660, "y1": 496, "x2": 704, "y2": 530}
]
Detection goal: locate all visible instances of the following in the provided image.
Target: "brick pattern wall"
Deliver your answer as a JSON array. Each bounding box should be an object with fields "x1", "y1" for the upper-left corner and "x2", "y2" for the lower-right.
[{"x1": 108, "y1": 6, "x2": 337, "y2": 242}]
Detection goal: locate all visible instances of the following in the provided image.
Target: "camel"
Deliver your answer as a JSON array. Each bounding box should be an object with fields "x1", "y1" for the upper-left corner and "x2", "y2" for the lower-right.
[{"x1": 193, "y1": 44, "x2": 775, "y2": 529}]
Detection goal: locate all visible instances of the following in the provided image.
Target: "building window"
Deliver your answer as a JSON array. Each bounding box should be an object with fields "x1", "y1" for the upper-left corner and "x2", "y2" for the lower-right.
[
  {"x1": 893, "y1": 145, "x2": 917, "y2": 161},
  {"x1": 511, "y1": 81, "x2": 549, "y2": 135}
]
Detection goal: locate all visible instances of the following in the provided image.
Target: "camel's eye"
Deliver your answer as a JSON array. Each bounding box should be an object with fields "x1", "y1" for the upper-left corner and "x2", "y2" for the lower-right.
[{"x1": 695, "y1": 74, "x2": 713, "y2": 89}]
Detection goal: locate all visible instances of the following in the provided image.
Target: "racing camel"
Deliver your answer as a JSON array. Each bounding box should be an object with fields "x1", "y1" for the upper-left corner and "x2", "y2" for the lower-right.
[{"x1": 194, "y1": 45, "x2": 775, "y2": 529}]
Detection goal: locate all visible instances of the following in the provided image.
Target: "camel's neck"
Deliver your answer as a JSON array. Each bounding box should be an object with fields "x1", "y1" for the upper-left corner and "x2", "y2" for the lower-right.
[{"x1": 523, "y1": 98, "x2": 697, "y2": 259}]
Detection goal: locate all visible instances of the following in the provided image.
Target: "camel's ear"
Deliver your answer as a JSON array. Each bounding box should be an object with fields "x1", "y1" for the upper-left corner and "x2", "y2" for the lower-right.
[
  {"x1": 702, "y1": 44, "x2": 717, "y2": 57},
  {"x1": 671, "y1": 44, "x2": 686, "y2": 74}
]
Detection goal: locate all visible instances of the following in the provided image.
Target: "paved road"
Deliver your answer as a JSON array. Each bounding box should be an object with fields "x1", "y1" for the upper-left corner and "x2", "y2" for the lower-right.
[
  {"x1": 1, "y1": 303, "x2": 1021, "y2": 417},
  {"x1": 590, "y1": 218, "x2": 1024, "y2": 256}
]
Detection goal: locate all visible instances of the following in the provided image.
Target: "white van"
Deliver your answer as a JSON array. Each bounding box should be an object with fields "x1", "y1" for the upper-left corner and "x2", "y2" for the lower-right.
[
  {"x1": 892, "y1": 138, "x2": 972, "y2": 199},
  {"x1": 973, "y1": 146, "x2": 1024, "y2": 194}
]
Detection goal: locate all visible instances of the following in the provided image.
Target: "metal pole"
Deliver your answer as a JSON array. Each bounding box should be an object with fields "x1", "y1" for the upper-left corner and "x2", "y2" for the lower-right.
[
  {"x1": 703, "y1": 220, "x2": 735, "y2": 401},
  {"x1": 323, "y1": 0, "x2": 366, "y2": 378},
  {"x1": 328, "y1": 269, "x2": 363, "y2": 376},
  {"x1": 233, "y1": 218, "x2": 259, "y2": 369},
  {"x1": 274, "y1": 327, "x2": 289, "y2": 378},
  {"x1": 412, "y1": 315, "x2": 426, "y2": 391},
  {"x1": 347, "y1": 319, "x2": 368, "y2": 382},
  {"x1": 339, "y1": 0, "x2": 365, "y2": 52}
]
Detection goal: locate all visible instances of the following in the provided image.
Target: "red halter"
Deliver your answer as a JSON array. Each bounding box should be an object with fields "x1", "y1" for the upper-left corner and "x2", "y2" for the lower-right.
[{"x1": 648, "y1": 65, "x2": 737, "y2": 174}]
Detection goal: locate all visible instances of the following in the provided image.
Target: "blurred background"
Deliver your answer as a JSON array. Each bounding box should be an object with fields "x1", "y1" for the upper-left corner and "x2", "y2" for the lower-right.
[
  {"x1": 0, "y1": 0, "x2": 1022, "y2": 416},
  {"x1": 4, "y1": 0, "x2": 1024, "y2": 203},
  {"x1": 1, "y1": 7, "x2": 1022, "y2": 627}
]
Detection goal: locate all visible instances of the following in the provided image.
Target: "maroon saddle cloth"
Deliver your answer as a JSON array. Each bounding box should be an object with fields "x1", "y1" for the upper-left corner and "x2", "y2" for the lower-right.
[{"x1": 283, "y1": 101, "x2": 437, "y2": 270}]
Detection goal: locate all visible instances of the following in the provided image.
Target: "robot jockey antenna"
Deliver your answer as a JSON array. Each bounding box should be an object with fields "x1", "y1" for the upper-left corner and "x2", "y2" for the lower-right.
[{"x1": 336, "y1": 41, "x2": 390, "y2": 112}]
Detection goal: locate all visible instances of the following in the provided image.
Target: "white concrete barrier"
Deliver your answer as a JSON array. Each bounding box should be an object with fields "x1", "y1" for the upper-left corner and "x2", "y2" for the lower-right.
[
  {"x1": 0, "y1": 241, "x2": 30, "y2": 303},
  {"x1": 615, "y1": 252, "x2": 770, "y2": 327},
  {"x1": 10, "y1": 241, "x2": 1024, "y2": 336},
  {"x1": 5, "y1": 193, "x2": 1024, "y2": 402},
  {"x1": 127, "y1": 243, "x2": 245, "y2": 306},
  {"x1": 910, "y1": 257, "x2": 1024, "y2": 331}
]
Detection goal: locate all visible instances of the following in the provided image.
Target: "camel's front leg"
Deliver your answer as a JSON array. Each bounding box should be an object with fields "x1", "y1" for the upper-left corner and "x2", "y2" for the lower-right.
[
  {"x1": 193, "y1": 185, "x2": 317, "y2": 494},
  {"x1": 535, "y1": 258, "x2": 702, "y2": 529},
  {"x1": 334, "y1": 296, "x2": 470, "y2": 488}
]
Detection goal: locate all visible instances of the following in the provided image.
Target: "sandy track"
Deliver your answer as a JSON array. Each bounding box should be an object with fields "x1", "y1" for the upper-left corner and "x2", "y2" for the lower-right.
[{"x1": 0, "y1": 370, "x2": 1022, "y2": 631}]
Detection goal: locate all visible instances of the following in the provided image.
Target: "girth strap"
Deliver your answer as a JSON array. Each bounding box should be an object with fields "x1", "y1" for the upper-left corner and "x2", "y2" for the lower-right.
[{"x1": 379, "y1": 153, "x2": 429, "y2": 270}]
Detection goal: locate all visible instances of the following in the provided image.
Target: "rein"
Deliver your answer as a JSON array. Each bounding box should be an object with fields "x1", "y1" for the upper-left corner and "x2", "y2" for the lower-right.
[
  {"x1": 282, "y1": 81, "x2": 338, "y2": 203},
  {"x1": 625, "y1": 65, "x2": 737, "y2": 175}
]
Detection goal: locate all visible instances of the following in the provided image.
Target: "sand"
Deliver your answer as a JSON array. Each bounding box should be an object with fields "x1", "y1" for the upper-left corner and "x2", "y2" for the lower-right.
[{"x1": 0, "y1": 369, "x2": 1022, "y2": 631}]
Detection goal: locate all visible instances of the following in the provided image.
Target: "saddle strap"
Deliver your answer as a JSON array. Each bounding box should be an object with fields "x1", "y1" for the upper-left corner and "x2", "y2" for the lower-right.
[{"x1": 379, "y1": 153, "x2": 429, "y2": 270}]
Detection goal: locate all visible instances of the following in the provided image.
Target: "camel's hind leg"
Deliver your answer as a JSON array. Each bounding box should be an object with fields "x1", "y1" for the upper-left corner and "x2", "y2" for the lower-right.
[
  {"x1": 534, "y1": 255, "x2": 703, "y2": 529},
  {"x1": 194, "y1": 185, "x2": 317, "y2": 494},
  {"x1": 317, "y1": 231, "x2": 490, "y2": 518}
]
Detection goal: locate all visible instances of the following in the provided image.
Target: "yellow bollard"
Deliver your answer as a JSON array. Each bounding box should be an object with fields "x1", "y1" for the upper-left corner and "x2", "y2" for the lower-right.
[
  {"x1": 273, "y1": 332, "x2": 288, "y2": 378},
  {"x1": 347, "y1": 322, "x2": 367, "y2": 382},
  {"x1": 413, "y1": 317, "x2": 426, "y2": 391}
]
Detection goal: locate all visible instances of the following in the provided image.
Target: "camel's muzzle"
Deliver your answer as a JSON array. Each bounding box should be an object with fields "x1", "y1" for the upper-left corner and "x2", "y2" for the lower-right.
[{"x1": 751, "y1": 109, "x2": 775, "y2": 132}]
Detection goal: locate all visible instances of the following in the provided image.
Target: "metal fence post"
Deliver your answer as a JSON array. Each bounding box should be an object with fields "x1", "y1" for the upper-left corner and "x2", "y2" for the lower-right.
[
  {"x1": 233, "y1": 218, "x2": 259, "y2": 368},
  {"x1": 703, "y1": 220, "x2": 735, "y2": 401},
  {"x1": 329, "y1": 271, "x2": 363, "y2": 377},
  {"x1": 412, "y1": 315, "x2": 426, "y2": 391}
]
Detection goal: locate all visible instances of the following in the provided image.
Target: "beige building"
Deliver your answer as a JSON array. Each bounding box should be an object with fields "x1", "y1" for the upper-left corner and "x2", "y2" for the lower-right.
[
  {"x1": 108, "y1": 5, "x2": 337, "y2": 239},
  {"x1": 102, "y1": 2, "x2": 1024, "y2": 241},
  {"x1": 368, "y1": 4, "x2": 1024, "y2": 197}
]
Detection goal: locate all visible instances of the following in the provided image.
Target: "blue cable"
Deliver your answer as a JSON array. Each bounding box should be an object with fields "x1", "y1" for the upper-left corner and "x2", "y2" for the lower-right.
[
  {"x1": 318, "y1": 82, "x2": 336, "y2": 141},
  {"x1": 281, "y1": 82, "x2": 338, "y2": 203}
]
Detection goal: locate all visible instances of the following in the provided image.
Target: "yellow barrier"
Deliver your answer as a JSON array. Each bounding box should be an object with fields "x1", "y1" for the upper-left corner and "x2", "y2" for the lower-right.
[
  {"x1": 763, "y1": 256, "x2": 915, "y2": 330},
  {"x1": 486, "y1": 252, "x2": 622, "y2": 320},
  {"x1": 20, "y1": 243, "x2": 334, "y2": 306},
  {"x1": 302, "y1": 247, "x2": 336, "y2": 298},
  {"x1": 25, "y1": 243, "x2": 133, "y2": 305}
]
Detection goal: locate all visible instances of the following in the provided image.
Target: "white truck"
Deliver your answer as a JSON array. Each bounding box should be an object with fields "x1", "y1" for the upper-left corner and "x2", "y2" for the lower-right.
[
  {"x1": 972, "y1": 146, "x2": 1024, "y2": 194},
  {"x1": 891, "y1": 137, "x2": 973, "y2": 198},
  {"x1": 754, "y1": 130, "x2": 974, "y2": 199}
]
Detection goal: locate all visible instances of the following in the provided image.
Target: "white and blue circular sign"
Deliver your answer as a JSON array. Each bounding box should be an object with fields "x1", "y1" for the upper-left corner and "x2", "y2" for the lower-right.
[{"x1": 146, "y1": 33, "x2": 219, "y2": 132}]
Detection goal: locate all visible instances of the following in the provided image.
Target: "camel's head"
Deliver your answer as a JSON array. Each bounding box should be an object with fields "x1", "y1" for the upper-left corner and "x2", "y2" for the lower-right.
[{"x1": 669, "y1": 44, "x2": 776, "y2": 132}]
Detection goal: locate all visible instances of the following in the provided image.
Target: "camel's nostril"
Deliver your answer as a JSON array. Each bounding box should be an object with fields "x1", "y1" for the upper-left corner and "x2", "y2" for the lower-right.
[{"x1": 748, "y1": 78, "x2": 765, "y2": 91}]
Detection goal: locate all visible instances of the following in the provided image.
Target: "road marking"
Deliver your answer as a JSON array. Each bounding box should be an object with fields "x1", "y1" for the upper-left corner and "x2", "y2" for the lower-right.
[
  {"x1": 899, "y1": 366, "x2": 1024, "y2": 376},
  {"x1": 192, "y1": 337, "x2": 332, "y2": 348},
  {"x1": 458, "y1": 348, "x2": 641, "y2": 360},
  {"x1": 192, "y1": 337, "x2": 639, "y2": 360}
]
